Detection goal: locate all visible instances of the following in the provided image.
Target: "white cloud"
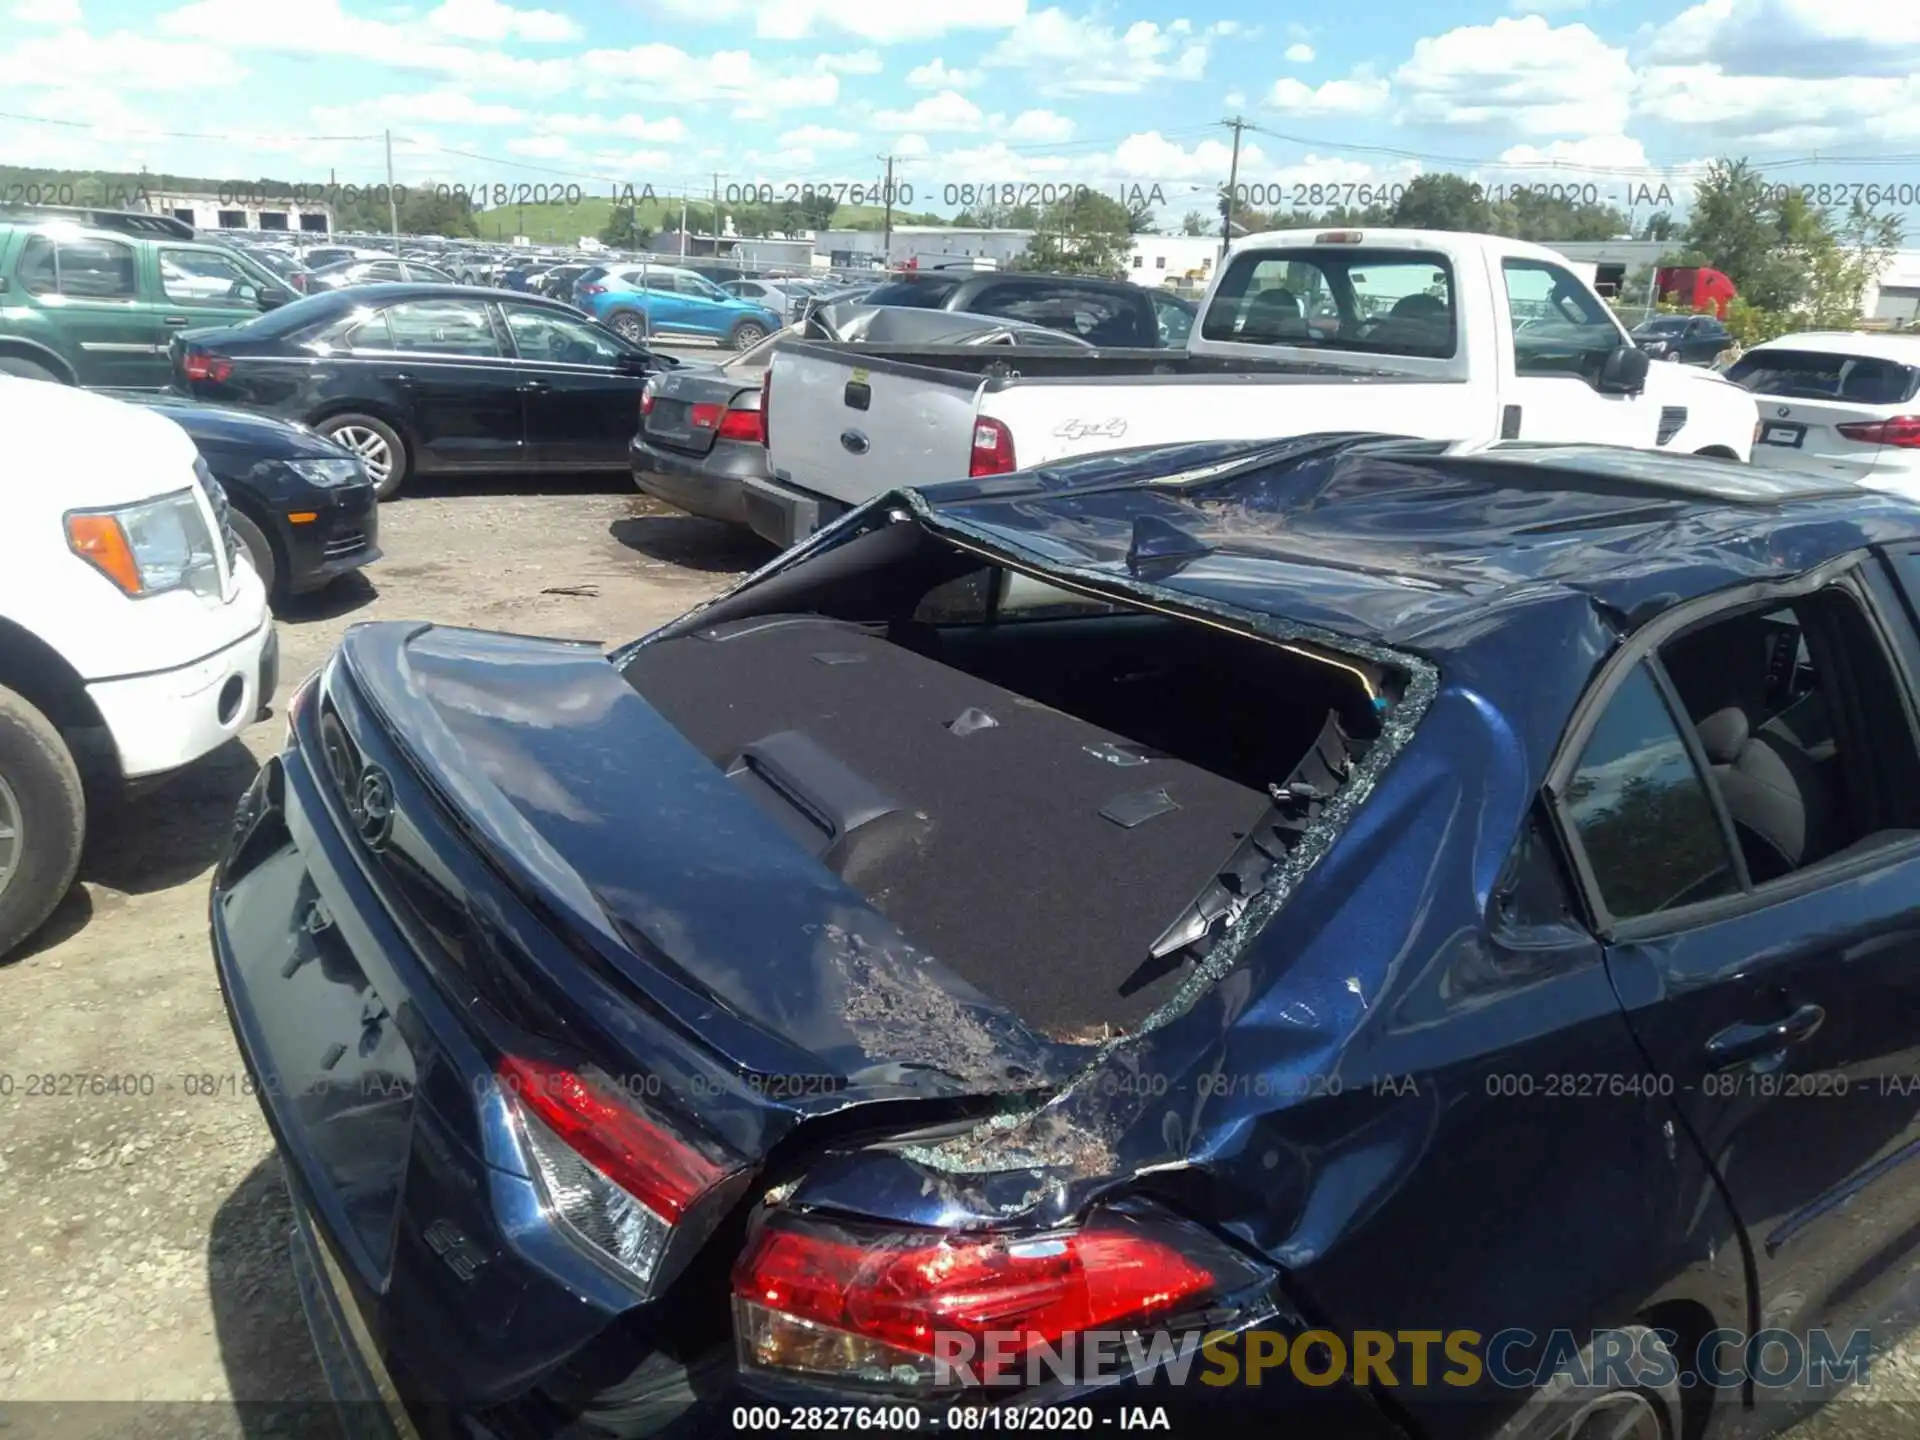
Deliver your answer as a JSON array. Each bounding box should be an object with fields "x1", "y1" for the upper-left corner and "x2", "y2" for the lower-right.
[
  {"x1": 505, "y1": 135, "x2": 573, "y2": 158},
  {"x1": 1284, "y1": 42, "x2": 1314, "y2": 62},
  {"x1": 1646, "y1": 0, "x2": 1920, "y2": 81},
  {"x1": 816, "y1": 49, "x2": 882, "y2": 73},
  {"x1": 780, "y1": 123, "x2": 858, "y2": 148},
  {"x1": 0, "y1": 27, "x2": 239, "y2": 91},
  {"x1": 1223, "y1": 89, "x2": 1245, "y2": 107},
  {"x1": 873, "y1": 89, "x2": 983, "y2": 132},
  {"x1": 538, "y1": 111, "x2": 688, "y2": 141},
  {"x1": 1633, "y1": 66, "x2": 1920, "y2": 147},
  {"x1": 1268, "y1": 68, "x2": 1390, "y2": 116},
  {"x1": 652, "y1": 0, "x2": 1024, "y2": 44},
  {"x1": 579, "y1": 44, "x2": 840, "y2": 110},
  {"x1": 312, "y1": 90, "x2": 527, "y2": 128},
  {"x1": 7, "y1": 0, "x2": 81, "y2": 23},
  {"x1": 1005, "y1": 109, "x2": 1075, "y2": 142},
  {"x1": 906, "y1": 57, "x2": 981, "y2": 89},
  {"x1": 986, "y1": 9, "x2": 1215, "y2": 95},
  {"x1": 424, "y1": 0, "x2": 579, "y2": 42},
  {"x1": 893, "y1": 133, "x2": 932, "y2": 157},
  {"x1": 1394, "y1": 16, "x2": 1632, "y2": 136},
  {"x1": 160, "y1": 0, "x2": 576, "y2": 90}
]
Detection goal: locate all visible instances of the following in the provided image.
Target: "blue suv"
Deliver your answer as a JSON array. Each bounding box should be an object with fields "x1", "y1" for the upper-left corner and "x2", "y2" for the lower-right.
[{"x1": 576, "y1": 264, "x2": 780, "y2": 349}]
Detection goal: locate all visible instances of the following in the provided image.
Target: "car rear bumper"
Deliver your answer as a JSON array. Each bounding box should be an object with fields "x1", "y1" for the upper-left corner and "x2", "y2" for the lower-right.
[
  {"x1": 277, "y1": 484, "x2": 382, "y2": 594},
  {"x1": 630, "y1": 434, "x2": 753, "y2": 527},
  {"x1": 740, "y1": 475, "x2": 847, "y2": 550},
  {"x1": 86, "y1": 614, "x2": 277, "y2": 780}
]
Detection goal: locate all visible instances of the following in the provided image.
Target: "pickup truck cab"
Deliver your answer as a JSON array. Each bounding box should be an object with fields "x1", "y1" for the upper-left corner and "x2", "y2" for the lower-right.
[
  {"x1": 0, "y1": 377, "x2": 277, "y2": 956},
  {"x1": 0, "y1": 207, "x2": 299, "y2": 390},
  {"x1": 759, "y1": 229, "x2": 1761, "y2": 547}
]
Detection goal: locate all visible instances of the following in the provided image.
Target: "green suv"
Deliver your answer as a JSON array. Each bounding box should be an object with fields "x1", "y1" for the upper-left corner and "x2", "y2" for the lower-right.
[{"x1": 0, "y1": 207, "x2": 298, "y2": 389}]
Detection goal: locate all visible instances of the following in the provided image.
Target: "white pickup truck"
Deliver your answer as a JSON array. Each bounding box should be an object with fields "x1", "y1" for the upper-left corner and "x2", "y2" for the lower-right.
[
  {"x1": 756, "y1": 228, "x2": 1760, "y2": 547},
  {"x1": 0, "y1": 378, "x2": 276, "y2": 956}
]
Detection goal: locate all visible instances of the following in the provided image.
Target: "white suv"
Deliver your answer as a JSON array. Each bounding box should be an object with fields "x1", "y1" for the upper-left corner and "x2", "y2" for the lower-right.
[
  {"x1": 0, "y1": 378, "x2": 275, "y2": 955},
  {"x1": 1728, "y1": 332, "x2": 1920, "y2": 493}
]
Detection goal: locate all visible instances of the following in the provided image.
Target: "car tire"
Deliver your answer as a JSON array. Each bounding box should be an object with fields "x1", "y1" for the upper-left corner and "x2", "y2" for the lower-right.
[
  {"x1": 729, "y1": 320, "x2": 769, "y2": 350},
  {"x1": 227, "y1": 509, "x2": 280, "y2": 602},
  {"x1": 0, "y1": 684, "x2": 86, "y2": 960},
  {"x1": 0, "y1": 355, "x2": 66, "y2": 384},
  {"x1": 1486, "y1": 1326, "x2": 1681, "y2": 1440},
  {"x1": 316, "y1": 413, "x2": 409, "y2": 500},
  {"x1": 608, "y1": 309, "x2": 650, "y2": 343}
]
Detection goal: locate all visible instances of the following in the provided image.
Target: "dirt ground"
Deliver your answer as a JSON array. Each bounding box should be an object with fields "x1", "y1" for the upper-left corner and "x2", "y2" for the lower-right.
[
  {"x1": 0, "y1": 471, "x2": 1916, "y2": 1440},
  {"x1": 0, "y1": 476, "x2": 767, "y2": 1439}
]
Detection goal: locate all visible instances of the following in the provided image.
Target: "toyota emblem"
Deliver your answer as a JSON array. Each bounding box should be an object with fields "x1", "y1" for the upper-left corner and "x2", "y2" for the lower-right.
[{"x1": 352, "y1": 766, "x2": 395, "y2": 849}]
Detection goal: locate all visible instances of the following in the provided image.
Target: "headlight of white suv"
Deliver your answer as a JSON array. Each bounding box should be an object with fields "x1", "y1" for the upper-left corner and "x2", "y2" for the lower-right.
[
  {"x1": 286, "y1": 456, "x2": 366, "y2": 487},
  {"x1": 66, "y1": 490, "x2": 222, "y2": 598}
]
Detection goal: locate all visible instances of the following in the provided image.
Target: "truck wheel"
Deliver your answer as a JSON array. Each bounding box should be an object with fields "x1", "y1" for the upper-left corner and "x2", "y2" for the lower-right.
[
  {"x1": 0, "y1": 356, "x2": 65, "y2": 384},
  {"x1": 0, "y1": 684, "x2": 86, "y2": 960},
  {"x1": 729, "y1": 320, "x2": 769, "y2": 350},
  {"x1": 316, "y1": 413, "x2": 409, "y2": 500},
  {"x1": 228, "y1": 510, "x2": 280, "y2": 601}
]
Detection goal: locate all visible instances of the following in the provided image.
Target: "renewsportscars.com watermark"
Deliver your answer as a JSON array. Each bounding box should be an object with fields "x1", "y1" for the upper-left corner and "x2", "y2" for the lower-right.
[{"x1": 932, "y1": 1326, "x2": 1876, "y2": 1393}]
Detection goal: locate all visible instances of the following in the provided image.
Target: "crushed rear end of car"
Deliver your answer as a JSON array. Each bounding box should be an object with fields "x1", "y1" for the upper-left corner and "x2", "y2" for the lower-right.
[{"x1": 210, "y1": 436, "x2": 1431, "y2": 1436}]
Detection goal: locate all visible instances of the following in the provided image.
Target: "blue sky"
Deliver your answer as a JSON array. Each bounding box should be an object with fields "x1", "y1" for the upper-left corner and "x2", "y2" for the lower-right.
[{"x1": 1, "y1": 0, "x2": 1916, "y2": 226}]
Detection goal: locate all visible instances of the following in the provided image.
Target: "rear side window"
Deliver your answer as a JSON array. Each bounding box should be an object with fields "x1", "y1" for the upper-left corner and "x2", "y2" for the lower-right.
[
  {"x1": 382, "y1": 298, "x2": 503, "y2": 357},
  {"x1": 1561, "y1": 663, "x2": 1737, "y2": 920},
  {"x1": 1200, "y1": 248, "x2": 1457, "y2": 359},
  {"x1": 16, "y1": 234, "x2": 138, "y2": 300},
  {"x1": 1725, "y1": 349, "x2": 1919, "y2": 405}
]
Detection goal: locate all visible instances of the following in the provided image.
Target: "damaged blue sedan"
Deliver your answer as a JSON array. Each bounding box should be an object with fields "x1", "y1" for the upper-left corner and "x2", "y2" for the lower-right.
[{"x1": 211, "y1": 432, "x2": 1920, "y2": 1440}]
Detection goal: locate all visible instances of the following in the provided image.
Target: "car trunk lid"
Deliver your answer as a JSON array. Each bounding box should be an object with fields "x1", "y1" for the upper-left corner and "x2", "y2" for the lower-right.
[
  {"x1": 642, "y1": 365, "x2": 760, "y2": 457},
  {"x1": 326, "y1": 620, "x2": 1064, "y2": 1102}
]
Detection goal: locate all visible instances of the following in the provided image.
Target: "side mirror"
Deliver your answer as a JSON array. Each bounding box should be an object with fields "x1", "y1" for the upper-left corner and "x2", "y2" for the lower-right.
[{"x1": 1597, "y1": 343, "x2": 1650, "y2": 395}]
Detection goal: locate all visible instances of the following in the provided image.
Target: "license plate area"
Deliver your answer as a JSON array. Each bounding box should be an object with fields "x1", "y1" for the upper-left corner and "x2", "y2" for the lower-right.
[
  {"x1": 224, "y1": 848, "x2": 417, "y2": 1275},
  {"x1": 1762, "y1": 422, "x2": 1807, "y2": 448}
]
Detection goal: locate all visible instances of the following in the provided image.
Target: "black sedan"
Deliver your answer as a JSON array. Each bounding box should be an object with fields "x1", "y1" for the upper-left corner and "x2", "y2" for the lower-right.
[
  {"x1": 1632, "y1": 313, "x2": 1732, "y2": 366},
  {"x1": 105, "y1": 390, "x2": 379, "y2": 602},
  {"x1": 168, "y1": 284, "x2": 678, "y2": 499}
]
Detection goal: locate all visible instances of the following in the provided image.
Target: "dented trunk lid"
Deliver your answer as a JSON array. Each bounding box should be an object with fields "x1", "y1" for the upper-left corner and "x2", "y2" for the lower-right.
[{"x1": 329, "y1": 620, "x2": 1068, "y2": 1116}]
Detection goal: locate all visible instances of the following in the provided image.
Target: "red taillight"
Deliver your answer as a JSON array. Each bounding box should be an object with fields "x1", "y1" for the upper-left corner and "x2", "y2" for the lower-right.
[
  {"x1": 580, "y1": 283, "x2": 607, "y2": 296},
  {"x1": 968, "y1": 417, "x2": 1016, "y2": 476},
  {"x1": 182, "y1": 351, "x2": 232, "y2": 383},
  {"x1": 498, "y1": 1055, "x2": 730, "y2": 1225},
  {"x1": 732, "y1": 1207, "x2": 1259, "y2": 1388},
  {"x1": 640, "y1": 386, "x2": 656, "y2": 416},
  {"x1": 1838, "y1": 416, "x2": 1920, "y2": 448},
  {"x1": 290, "y1": 273, "x2": 308, "y2": 292},
  {"x1": 689, "y1": 402, "x2": 724, "y2": 430},
  {"x1": 717, "y1": 406, "x2": 764, "y2": 443}
]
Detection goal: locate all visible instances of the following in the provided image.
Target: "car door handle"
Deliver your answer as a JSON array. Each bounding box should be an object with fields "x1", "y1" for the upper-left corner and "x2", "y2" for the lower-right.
[
  {"x1": 389, "y1": 373, "x2": 412, "y2": 388},
  {"x1": 1705, "y1": 1003, "x2": 1826, "y2": 1068},
  {"x1": 162, "y1": 315, "x2": 191, "y2": 326},
  {"x1": 519, "y1": 379, "x2": 550, "y2": 393}
]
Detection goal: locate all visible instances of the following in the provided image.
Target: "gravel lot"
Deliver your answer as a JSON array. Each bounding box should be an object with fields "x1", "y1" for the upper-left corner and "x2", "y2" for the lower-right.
[
  {"x1": 0, "y1": 473, "x2": 767, "y2": 1439},
  {"x1": 0, "y1": 461, "x2": 1916, "y2": 1440}
]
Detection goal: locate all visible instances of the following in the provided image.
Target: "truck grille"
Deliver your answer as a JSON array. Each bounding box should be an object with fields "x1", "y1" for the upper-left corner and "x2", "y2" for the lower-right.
[{"x1": 195, "y1": 458, "x2": 242, "y2": 569}]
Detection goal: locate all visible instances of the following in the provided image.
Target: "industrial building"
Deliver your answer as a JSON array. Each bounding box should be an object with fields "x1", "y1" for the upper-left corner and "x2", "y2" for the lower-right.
[{"x1": 145, "y1": 189, "x2": 333, "y2": 235}]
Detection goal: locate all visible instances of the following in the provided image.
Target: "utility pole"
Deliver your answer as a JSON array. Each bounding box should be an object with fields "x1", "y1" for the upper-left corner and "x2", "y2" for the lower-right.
[
  {"x1": 711, "y1": 172, "x2": 721, "y2": 246},
  {"x1": 879, "y1": 153, "x2": 896, "y2": 267},
  {"x1": 1220, "y1": 116, "x2": 1246, "y2": 257},
  {"x1": 680, "y1": 194, "x2": 688, "y2": 259},
  {"x1": 384, "y1": 130, "x2": 400, "y2": 254}
]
